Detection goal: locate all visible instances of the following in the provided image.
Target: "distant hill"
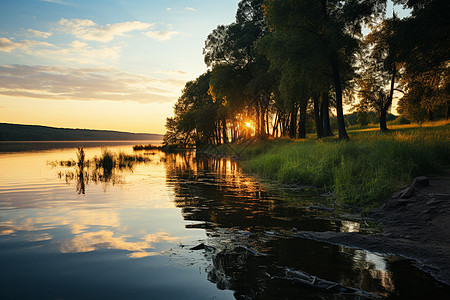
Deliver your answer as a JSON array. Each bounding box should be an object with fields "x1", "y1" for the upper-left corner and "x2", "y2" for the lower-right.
[{"x1": 0, "y1": 123, "x2": 163, "y2": 141}]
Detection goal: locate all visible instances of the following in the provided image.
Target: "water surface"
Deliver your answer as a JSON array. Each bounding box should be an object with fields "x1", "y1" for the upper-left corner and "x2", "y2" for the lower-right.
[{"x1": 0, "y1": 142, "x2": 448, "y2": 299}]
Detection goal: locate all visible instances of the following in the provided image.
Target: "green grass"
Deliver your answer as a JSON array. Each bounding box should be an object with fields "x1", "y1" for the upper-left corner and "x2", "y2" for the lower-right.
[{"x1": 230, "y1": 121, "x2": 450, "y2": 209}]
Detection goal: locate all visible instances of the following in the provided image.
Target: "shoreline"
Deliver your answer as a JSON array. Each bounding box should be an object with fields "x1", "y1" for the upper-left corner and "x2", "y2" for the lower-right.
[{"x1": 299, "y1": 172, "x2": 450, "y2": 286}]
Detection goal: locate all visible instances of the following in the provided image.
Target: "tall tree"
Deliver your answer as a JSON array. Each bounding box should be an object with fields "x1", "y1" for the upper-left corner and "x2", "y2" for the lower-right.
[
  {"x1": 263, "y1": 0, "x2": 385, "y2": 139},
  {"x1": 204, "y1": 0, "x2": 272, "y2": 138},
  {"x1": 356, "y1": 17, "x2": 401, "y2": 131},
  {"x1": 164, "y1": 72, "x2": 220, "y2": 147},
  {"x1": 393, "y1": 0, "x2": 450, "y2": 120}
]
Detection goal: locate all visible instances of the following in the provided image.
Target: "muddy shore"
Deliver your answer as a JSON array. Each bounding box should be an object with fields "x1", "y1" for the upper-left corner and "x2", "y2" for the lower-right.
[{"x1": 300, "y1": 172, "x2": 450, "y2": 286}]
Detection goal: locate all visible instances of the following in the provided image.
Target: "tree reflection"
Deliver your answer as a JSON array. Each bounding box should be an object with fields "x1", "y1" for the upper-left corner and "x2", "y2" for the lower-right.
[{"x1": 164, "y1": 151, "x2": 404, "y2": 298}]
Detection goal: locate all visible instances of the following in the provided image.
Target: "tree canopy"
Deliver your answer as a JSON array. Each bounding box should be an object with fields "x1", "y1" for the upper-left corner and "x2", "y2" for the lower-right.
[{"x1": 164, "y1": 0, "x2": 449, "y2": 146}]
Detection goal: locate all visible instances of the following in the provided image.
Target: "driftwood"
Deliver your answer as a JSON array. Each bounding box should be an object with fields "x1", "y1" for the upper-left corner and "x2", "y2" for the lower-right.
[{"x1": 273, "y1": 267, "x2": 381, "y2": 298}]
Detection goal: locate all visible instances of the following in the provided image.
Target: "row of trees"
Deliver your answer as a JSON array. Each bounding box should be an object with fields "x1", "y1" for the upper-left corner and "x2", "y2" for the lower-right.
[{"x1": 164, "y1": 0, "x2": 449, "y2": 146}]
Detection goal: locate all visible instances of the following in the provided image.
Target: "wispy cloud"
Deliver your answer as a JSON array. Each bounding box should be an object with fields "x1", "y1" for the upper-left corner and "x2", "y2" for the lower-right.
[
  {"x1": 0, "y1": 65, "x2": 184, "y2": 103},
  {"x1": 37, "y1": 40, "x2": 121, "y2": 64},
  {"x1": 185, "y1": 7, "x2": 197, "y2": 12},
  {"x1": 0, "y1": 37, "x2": 53, "y2": 53},
  {"x1": 0, "y1": 37, "x2": 120, "y2": 64},
  {"x1": 143, "y1": 30, "x2": 180, "y2": 41},
  {"x1": 155, "y1": 70, "x2": 188, "y2": 75},
  {"x1": 57, "y1": 18, "x2": 153, "y2": 42},
  {"x1": 27, "y1": 29, "x2": 53, "y2": 38}
]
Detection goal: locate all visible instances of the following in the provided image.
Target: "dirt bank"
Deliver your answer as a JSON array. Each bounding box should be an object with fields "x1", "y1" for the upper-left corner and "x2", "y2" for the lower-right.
[{"x1": 300, "y1": 172, "x2": 450, "y2": 286}]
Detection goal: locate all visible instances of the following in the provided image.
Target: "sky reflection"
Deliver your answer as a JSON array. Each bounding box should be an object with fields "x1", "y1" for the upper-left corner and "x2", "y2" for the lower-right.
[{"x1": 0, "y1": 145, "x2": 448, "y2": 299}]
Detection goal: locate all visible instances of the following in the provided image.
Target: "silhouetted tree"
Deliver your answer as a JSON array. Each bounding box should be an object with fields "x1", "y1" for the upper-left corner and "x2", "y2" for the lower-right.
[
  {"x1": 262, "y1": 0, "x2": 386, "y2": 139},
  {"x1": 393, "y1": 0, "x2": 450, "y2": 120},
  {"x1": 204, "y1": 0, "x2": 272, "y2": 138}
]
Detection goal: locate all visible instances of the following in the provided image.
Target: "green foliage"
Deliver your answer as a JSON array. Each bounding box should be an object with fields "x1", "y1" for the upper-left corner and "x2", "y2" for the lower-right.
[
  {"x1": 393, "y1": 0, "x2": 450, "y2": 121},
  {"x1": 241, "y1": 124, "x2": 450, "y2": 208},
  {"x1": 164, "y1": 72, "x2": 219, "y2": 146},
  {"x1": 165, "y1": 0, "x2": 449, "y2": 147}
]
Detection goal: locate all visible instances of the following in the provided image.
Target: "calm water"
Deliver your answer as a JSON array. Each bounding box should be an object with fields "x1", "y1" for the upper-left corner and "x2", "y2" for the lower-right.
[{"x1": 0, "y1": 142, "x2": 448, "y2": 299}]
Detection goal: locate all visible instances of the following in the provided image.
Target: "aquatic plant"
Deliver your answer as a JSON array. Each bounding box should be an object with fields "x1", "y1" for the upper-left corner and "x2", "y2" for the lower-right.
[{"x1": 55, "y1": 148, "x2": 154, "y2": 193}]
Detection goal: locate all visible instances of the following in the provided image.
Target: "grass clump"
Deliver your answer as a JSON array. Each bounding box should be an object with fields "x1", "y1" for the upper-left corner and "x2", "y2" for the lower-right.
[{"x1": 241, "y1": 123, "x2": 450, "y2": 209}]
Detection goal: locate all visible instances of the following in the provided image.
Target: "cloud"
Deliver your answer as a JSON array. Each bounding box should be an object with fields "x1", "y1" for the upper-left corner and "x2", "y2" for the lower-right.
[
  {"x1": 155, "y1": 70, "x2": 188, "y2": 75},
  {"x1": 27, "y1": 29, "x2": 53, "y2": 38},
  {"x1": 166, "y1": 8, "x2": 172, "y2": 11},
  {"x1": 57, "y1": 18, "x2": 153, "y2": 42},
  {"x1": 0, "y1": 37, "x2": 53, "y2": 53},
  {"x1": 0, "y1": 37, "x2": 121, "y2": 64},
  {"x1": 185, "y1": 7, "x2": 197, "y2": 12},
  {"x1": 143, "y1": 30, "x2": 180, "y2": 41},
  {"x1": 36, "y1": 40, "x2": 121, "y2": 64},
  {"x1": 0, "y1": 65, "x2": 184, "y2": 103}
]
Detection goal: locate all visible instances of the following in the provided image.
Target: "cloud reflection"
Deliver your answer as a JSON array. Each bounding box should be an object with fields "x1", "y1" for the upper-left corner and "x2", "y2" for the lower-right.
[
  {"x1": 0, "y1": 208, "x2": 184, "y2": 258},
  {"x1": 60, "y1": 230, "x2": 183, "y2": 258}
]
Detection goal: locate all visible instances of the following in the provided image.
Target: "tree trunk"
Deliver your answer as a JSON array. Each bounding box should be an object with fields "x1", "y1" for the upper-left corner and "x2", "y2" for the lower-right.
[
  {"x1": 321, "y1": 92, "x2": 333, "y2": 137},
  {"x1": 380, "y1": 64, "x2": 396, "y2": 132},
  {"x1": 298, "y1": 100, "x2": 307, "y2": 139},
  {"x1": 282, "y1": 115, "x2": 289, "y2": 137},
  {"x1": 313, "y1": 96, "x2": 323, "y2": 138},
  {"x1": 272, "y1": 114, "x2": 278, "y2": 137},
  {"x1": 260, "y1": 102, "x2": 267, "y2": 139},
  {"x1": 221, "y1": 117, "x2": 228, "y2": 143},
  {"x1": 289, "y1": 104, "x2": 298, "y2": 139},
  {"x1": 380, "y1": 110, "x2": 388, "y2": 131},
  {"x1": 331, "y1": 58, "x2": 349, "y2": 140},
  {"x1": 216, "y1": 123, "x2": 221, "y2": 145},
  {"x1": 255, "y1": 103, "x2": 261, "y2": 137}
]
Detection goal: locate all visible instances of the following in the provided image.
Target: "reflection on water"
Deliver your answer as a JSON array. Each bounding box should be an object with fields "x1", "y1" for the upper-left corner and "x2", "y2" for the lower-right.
[
  {"x1": 0, "y1": 144, "x2": 449, "y2": 299},
  {"x1": 52, "y1": 147, "x2": 162, "y2": 194}
]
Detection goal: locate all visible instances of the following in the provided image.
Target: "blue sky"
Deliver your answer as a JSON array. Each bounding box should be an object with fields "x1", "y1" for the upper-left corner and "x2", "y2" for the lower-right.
[
  {"x1": 0, "y1": 0, "x2": 240, "y2": 133},
  {"x1": 0, "y1": 0, "x2": 409, "y2": 134}
]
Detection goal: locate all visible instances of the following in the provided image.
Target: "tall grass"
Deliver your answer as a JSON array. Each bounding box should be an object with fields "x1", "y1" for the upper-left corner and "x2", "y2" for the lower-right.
[{"x1": 240, "y1": 123, "x2": 450, "y2": 208}]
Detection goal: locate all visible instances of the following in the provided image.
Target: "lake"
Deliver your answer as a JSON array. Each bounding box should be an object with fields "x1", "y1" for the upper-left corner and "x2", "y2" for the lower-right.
[{"x1": 0, "y1": 142, "x2": 448, "y2": 299}]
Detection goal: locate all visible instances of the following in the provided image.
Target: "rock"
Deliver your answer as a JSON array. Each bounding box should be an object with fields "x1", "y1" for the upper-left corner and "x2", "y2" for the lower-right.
[
  {"x1": 413, "y1": 176, "x2": 430, "y2": 188},
  {"x1": 400, "y1": 176, "x2": 429, "y2": 199},
  {"x1": 190, "y1": 243, "x2": 206, "y2": 250},
  {"x1": 190, "y1": 243, "x2": 215, "y2": 251},
  {"x1": 392, "y1": 187, "x2": 408, "y2": 199}
]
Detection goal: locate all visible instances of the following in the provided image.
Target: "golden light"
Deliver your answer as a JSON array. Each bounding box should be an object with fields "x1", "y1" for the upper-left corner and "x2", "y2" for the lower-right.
[{"x1": 245, "y1": 122, "x2": 251, "y2": 128}]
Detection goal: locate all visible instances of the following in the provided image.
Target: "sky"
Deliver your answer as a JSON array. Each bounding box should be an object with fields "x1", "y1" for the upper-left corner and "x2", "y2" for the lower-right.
[
  {"x1": 0, "y1": 0, "x2": 240, "y2": 134},
  {"x1": 0, "y1": 1, "x2": 410, "y2": 134}
]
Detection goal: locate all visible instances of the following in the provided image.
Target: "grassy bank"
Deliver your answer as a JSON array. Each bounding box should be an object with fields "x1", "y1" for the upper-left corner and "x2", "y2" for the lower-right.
[{"x1": 224, "y1": 121, "x2": 450, "y2": 208}]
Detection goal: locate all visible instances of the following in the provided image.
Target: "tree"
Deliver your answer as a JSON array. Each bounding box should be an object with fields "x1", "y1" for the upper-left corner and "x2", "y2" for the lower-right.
[
  {"x1": 393, "y1": 0, "x2": 450, "y2": 120},
  {"x1": 263, "y1": 0, "x2": 386, "y2": 140},
  {"x1": 164, "y1": 72, "x2": 222, "y2": 147},
  {"x1": 204, "y1": 0, "x2": 273, "y2": 138},
  {"x1": 356, "y1": 17, "x2": 401, "y2": 131}
]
